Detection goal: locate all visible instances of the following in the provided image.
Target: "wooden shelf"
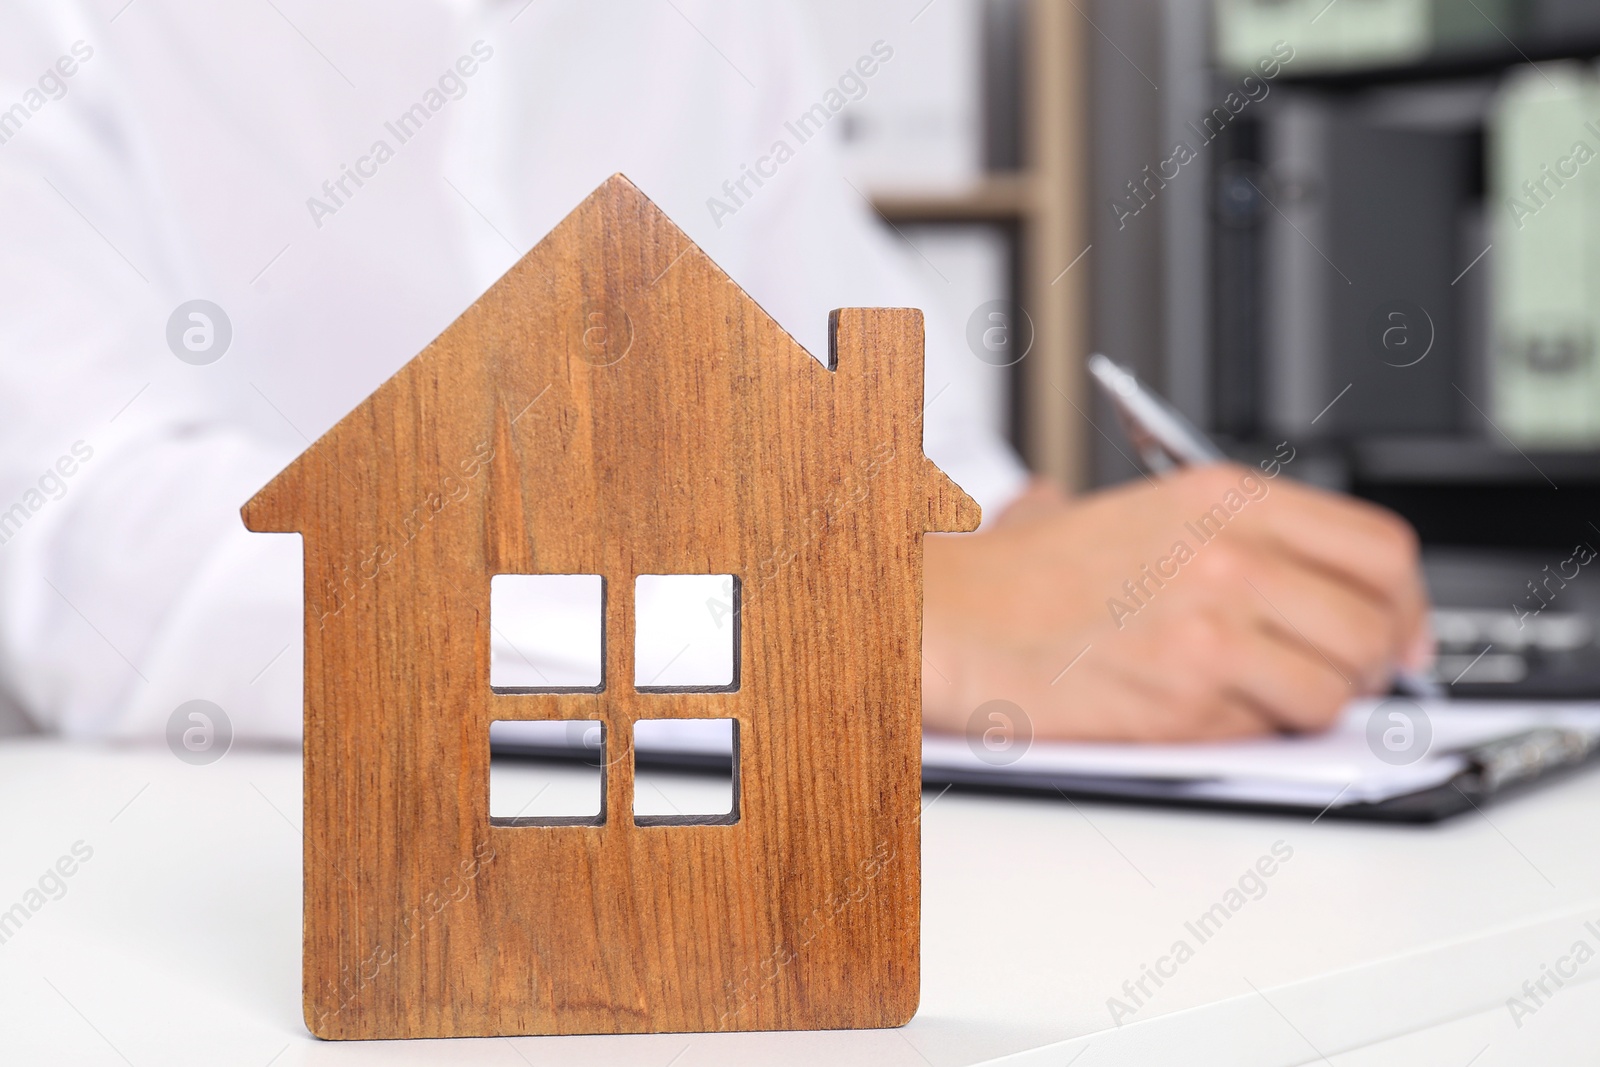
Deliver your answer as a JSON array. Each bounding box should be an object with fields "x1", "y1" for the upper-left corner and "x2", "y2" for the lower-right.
[
  {"x1": 870, "y1": 174, "x2": 1034, "y2": 223},
  {"x1": 1353, "y1": 438, "x2": 1600, "y2": 485}
]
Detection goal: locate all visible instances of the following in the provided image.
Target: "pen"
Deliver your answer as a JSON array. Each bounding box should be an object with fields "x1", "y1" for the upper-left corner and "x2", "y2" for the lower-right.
[{"x1": 1085, "y1": 353, "x2": 1444, "y2": 701}]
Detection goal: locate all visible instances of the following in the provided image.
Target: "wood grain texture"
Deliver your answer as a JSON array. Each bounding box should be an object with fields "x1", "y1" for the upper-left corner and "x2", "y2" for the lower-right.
[{"x1": 242, "y1": 174, "x2": 979, "y2": 1039}]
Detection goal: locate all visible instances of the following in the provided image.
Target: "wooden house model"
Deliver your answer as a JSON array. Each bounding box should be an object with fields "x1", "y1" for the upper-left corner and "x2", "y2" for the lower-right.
[{"x1": 242, "y1": 174, "x2": 980, "y2": 1038}]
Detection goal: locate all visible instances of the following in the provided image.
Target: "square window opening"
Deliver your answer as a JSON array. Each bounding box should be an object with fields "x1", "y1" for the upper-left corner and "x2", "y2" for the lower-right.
[
  {"x1": 634, "y1": 574, "x2": 738, "y2": 691},
  {"x1": 633, "y1": 718, "x2": 738, "y2": 826},
  {"x1": 490, "y1": 574, "x2": 604, "y2": 691},
  {"x1": 489, "y1": 720, "x2": 606, "y2": 826}
]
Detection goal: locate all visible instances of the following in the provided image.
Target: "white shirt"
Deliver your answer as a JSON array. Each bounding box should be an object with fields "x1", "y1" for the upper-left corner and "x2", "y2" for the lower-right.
[{"x1": 0, "y1": 0, "x2": 1027, "y2": 741}]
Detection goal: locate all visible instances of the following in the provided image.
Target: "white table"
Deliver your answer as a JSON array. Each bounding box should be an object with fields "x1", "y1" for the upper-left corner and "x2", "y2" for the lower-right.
[{"x1": 3, "y1": 737, "x2": 1599, "y2": 1065}]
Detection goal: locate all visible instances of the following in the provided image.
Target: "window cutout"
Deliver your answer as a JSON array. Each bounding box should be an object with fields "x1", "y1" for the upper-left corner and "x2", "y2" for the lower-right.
[
  {"x1": 490, "y1": 574, "x2": 604, "y2": 691},
  {"x1": 633, "y1": 719, "x2": 738, "y2": 826},
  {"x1": 489, "y1": 720, "x2": 605, "y2": 826},
  {"x1": 634, "y1": 574, "x2": 738, "y2": 691}
]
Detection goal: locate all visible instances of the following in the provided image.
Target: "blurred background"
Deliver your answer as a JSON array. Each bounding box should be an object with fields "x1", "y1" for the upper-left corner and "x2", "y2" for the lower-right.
[{"x1": 825, "y1": 0, "x2": 1600, "y2": 698}]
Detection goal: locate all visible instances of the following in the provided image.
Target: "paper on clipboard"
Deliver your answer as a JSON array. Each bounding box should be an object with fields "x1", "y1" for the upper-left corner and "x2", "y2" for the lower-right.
[{"x1": 920, "y1": 700, "x2": 1600, "y2": 808}]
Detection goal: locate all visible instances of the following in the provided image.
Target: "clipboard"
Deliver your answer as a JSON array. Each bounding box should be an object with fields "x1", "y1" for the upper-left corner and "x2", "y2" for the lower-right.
[
  {"x1": 490, "y1": 702, "x2": 1600, "y2": 824},
  {"x1": 920, "y1": 723, "x2": 1600, "y2": 823}
]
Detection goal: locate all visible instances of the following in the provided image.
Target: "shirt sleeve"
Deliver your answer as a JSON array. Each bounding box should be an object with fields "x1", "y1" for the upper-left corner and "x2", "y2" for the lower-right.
[{"x1": 0, "y1": 3, "x2": 304, "y2": 741}]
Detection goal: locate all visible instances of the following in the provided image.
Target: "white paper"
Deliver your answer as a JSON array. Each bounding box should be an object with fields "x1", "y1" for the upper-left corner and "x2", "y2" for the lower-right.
[{"x1": 922, "y1": 700, "x2": 1600, "y2": 807}]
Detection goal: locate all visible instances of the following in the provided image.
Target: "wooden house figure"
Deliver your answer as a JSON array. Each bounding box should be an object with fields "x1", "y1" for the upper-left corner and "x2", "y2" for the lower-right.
[{"x1": 242, "y1": 174, "x2": 980, "y2": 1039}]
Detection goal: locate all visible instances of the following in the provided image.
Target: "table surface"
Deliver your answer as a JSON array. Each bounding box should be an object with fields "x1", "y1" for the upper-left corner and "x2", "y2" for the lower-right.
[{"x1": 3, "y1": 737, "x2": 1600, "y2": 1066}]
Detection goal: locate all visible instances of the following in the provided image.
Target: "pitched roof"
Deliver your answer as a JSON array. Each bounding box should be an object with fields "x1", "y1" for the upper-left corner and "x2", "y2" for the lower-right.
[{"x1": 243, "y1": 173, "x2": 978, "y2": 536}]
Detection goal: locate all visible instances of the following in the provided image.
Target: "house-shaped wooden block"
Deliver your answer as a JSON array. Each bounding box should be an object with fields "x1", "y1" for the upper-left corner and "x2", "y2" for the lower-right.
[{"x1": 242, "y1": 174, "x2": 980, "y2": 1039}]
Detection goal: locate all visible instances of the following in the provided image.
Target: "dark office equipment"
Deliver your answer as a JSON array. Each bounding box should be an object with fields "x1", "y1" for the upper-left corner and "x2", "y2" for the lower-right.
[{"x1": 1127, "y1": 3, "x2": 1600, "y2": 698}]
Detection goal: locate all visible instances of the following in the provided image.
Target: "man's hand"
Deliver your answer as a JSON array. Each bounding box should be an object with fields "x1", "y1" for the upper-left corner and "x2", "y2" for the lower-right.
[{"x1": 922, "y1": 465, "x2": 1432, "y2": 742}]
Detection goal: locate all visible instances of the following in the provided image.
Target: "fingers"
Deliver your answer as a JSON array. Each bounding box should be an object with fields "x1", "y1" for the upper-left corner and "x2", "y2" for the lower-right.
[
  {"x1": 1245, "y1": 476, "x2": 1427, "y2": 649},
  {"x1": 1046, "y1": 636, "x2": 1284, "y2": 742},
  {"x1": 1212, "y1": 618, "x2": 1353, "y2": 733},
  {"x1": 1226, "y1": 544, "x2": 1404, "y2": 694},
  {"x1": 1172, "y1": 465, "x2": 1429, "y2": 676},
  {"x1": 1132, "y1": 600, "x2": 1347, "y2": 735}
]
